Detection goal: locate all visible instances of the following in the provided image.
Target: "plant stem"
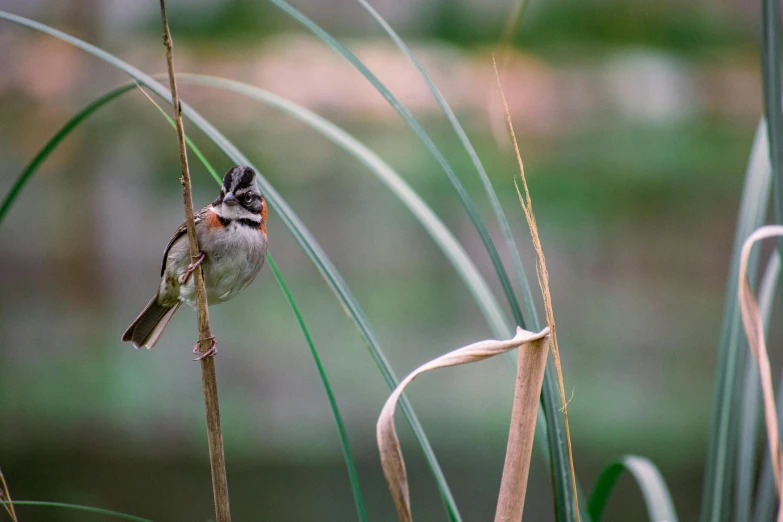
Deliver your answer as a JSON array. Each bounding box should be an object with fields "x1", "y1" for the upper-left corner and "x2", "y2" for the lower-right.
[
  {"x1": 158, "y1": 2, "x2": 231, "y2": 521},
  {"x1": 494, "y1": 336, "x2": 549, "y2": 522}
]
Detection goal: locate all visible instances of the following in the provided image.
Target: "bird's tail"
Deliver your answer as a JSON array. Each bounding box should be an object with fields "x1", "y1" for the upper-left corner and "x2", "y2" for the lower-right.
[{"x1": 122, "y1": 297, "x2": 181, "y2": 349}]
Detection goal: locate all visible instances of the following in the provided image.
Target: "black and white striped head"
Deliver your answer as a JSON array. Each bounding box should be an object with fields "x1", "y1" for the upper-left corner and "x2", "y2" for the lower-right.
[{"x1": 213, "y1": 166, "x2": 265, "y2": 218}]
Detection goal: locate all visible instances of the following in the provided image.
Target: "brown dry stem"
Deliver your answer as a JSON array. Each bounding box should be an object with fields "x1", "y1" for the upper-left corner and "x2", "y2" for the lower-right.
[
  {"x1": 494, "y1": 334, "x2": 550, "y2": 522},
  {"x1": 377, "y1": 327, "x2": 550, "y2": 522},
  {"x1": 158, "y1": 2, "x2": 230, "y2": 521},
  {"x1": 738, "y1": 225, "x2": 783, "y2": 522},
  {"x1": 493, "y1": 54, "x2": 580, "y2": 520}
]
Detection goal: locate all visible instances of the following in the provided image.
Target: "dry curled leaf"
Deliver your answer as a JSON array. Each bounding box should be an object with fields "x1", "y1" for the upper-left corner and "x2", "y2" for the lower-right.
[
  {"x1": 377, "y1": 326, "x2": 549, "y2": 522},
  {"x1": 738, "y1": 225, "x2": 783, "y2": 522}
]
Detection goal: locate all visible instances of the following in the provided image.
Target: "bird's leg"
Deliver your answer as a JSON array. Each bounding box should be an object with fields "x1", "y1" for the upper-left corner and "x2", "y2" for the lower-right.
[
  {"x1": 193, "y1": 335, "x2": 217, "y2": 361},
  {"x1": 179, "y1": 251, "x2": 206, "y2": 284}
]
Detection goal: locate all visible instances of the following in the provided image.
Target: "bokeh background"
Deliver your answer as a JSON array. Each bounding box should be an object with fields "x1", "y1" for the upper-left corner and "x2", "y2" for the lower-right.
[{"x1": 0, "y1": 0, "x2": 773, "y2": 520}]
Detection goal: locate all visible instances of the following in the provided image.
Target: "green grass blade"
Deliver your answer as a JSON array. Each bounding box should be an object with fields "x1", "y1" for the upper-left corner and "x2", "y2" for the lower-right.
[
  {"x1": 0, "y1": 11, "x2": 459, "y2": 520},
  {"x1": 132, "y1": 84, "x2": 222, "y2": 185},
  {"x1": 701, "y1": 119, "x2": 772, "y2": 522},
  {"x1": 0, "y1": 84, "x2": 135, "y2": 224},
  {"x1": 267, "y1": 255, "x2": 368, "y2": 522},
  {"x1": 735, "y1": 251, "x2": 781, "y2": 522},
  {"x1": 762, "y1": 0, "x2": 783, "y2": 229},
  {"x1": 138, "y1": 91, "x2": 369, "y2": 522},
  {"x1": 1, "y1": 501, "x2": 153, "y2": 521},
  {"x1": 174, "y1": 73, "x2": 511, "y2": 339},
  {"x1": 353, "y1": 0, "x2": 539, "y2": 329},
  {"x1": 588, "y1": 456, "x2": 678, "y2": 522},
  {"x1": 266, "y1": 0, "x2": 525, "y2": 333},
  {"x1": 756, "y1": 3, "x2": 783, "y2": 518}
]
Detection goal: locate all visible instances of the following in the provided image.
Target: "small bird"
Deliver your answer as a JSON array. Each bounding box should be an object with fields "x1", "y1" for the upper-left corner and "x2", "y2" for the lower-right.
[{"x1": 122, "y1": 165, "x2": 268, "y2": 359}]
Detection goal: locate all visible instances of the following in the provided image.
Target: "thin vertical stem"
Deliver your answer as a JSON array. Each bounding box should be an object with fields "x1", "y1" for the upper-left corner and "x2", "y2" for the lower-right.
[
  {"x1": 158, "y1": 2, "x2": 230, "y2": 521},
  {"x1": 494, "y1": 336, "x2": 549, "y2": 522}
]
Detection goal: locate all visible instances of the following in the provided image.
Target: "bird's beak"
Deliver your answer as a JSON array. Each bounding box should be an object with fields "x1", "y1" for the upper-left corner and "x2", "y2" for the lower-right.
[{"x1": 223, "y1": 192, "x2": 238, "y2": 206}]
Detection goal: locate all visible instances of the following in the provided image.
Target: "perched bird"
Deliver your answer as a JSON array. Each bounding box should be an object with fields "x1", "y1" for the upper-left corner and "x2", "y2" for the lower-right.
[{"x1": 122, "y1": 165, "x2": 268, "y2": 359}]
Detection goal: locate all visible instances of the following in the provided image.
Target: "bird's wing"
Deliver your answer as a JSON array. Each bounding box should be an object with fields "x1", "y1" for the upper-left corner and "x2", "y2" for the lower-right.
[{"x1": 160, "y1": 206, "x2": 209, "y2": 277}]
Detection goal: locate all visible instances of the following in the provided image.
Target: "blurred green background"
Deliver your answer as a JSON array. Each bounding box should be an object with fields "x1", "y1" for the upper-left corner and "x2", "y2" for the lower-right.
[{"x1": 0, "y1": 0, "x2": 771, "y2": 520}]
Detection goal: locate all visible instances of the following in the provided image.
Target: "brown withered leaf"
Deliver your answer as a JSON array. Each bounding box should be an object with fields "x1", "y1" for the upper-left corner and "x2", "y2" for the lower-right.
[
  {"x1": 738, "y1": 224, "x2": 783, "y2": 522},
  {"x1": 376, "y1": 326, "x2": 550, "y2": 522}
]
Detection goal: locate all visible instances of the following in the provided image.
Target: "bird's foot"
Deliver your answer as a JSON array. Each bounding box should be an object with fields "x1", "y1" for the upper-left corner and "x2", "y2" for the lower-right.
[
  {"x1": 193, "y1": 336, "x2": 217, "y2": 361},
  {"x1": 179, "y1": 251, "x2": 207, "y2": 285}
]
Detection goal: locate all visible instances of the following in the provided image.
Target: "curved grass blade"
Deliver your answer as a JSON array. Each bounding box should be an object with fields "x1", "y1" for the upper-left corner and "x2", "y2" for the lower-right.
[
  {"x1": 267, "y1": 255, "x2": 368, "y2": 522},
  {"x1": 589, "y1": 456, "x2": 678, "y2": 522},
  {"x1": 0, "y1": 84, "x2": 135, "y2": 224},
  {"x1": 276, "y1": 2, "x2": 581, "y2": 517},
  {"x1": 266, "y1": 0, "x2": 525, "y2": 332},
  {"x1": 174, "y1": 73, "x2": 511, "y2": 339},
  {"x1": 0, "y1": 11, "x2": 459, "y2": 520},
  {"x1": 133, "y1": 84, "x2": 222, "y2": 185},
  {"x1": 1, "y1": 501, "x2": 153, "y2": 521},
  {"x1": 736, "y1": 250, "x2": 781, "y2": 522},
  {"x1": 136, "y1": 88, "x2": 368, "y2": 521},
  {"x1": 352, "y1": 0, "x2": 539, "y2": 329},
  {"x1": 702, "y1": 119, "x2": 772, "y2": 522}
]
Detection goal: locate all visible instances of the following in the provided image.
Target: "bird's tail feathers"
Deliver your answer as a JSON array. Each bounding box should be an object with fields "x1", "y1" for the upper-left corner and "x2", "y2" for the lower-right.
[{"x1": 122, "y1": 297, "x2": 181, "y2": 349}]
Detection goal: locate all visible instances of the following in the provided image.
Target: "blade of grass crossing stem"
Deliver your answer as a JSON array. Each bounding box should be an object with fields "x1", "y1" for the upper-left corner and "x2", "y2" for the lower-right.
[
  {"x1": 353, "y1": 0, "x2": 539, "y2": 329},
  {"x1": 0, "y1": 501, "x2": 153, "y2": 521},
  {"x1": 0, "y1": 12, "x2": 460, "y2": 521},
  {"x1": 0, "y1": 83, "x2": 135, "y2": 224},
  {"x1": 134, "y1": 84, "x2": 222, "y2": 184},
  {"x1": 701, "y1": 120, "x2": 772, "y2": 522},
  {"x1": 266, "y1": 0, "x2": 525, "y2": 330},
  {"x1": 137, "y1": 85, "x2": 369, "y2": 521},
  {"x1": 588, "y1": 456, "x2": 678, "y2": 522},
  {"x1": 736, "y1": 251, "x2": 781, "y2": 522}
]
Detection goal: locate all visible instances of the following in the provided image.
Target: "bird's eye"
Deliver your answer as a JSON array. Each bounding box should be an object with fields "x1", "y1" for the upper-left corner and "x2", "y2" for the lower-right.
[{"x1": 243, "y1": 194, "x2": 254, "y2": 203}]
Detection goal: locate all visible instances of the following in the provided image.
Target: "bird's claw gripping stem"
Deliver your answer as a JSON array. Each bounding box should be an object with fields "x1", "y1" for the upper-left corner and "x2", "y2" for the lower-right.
[
  {"x1": 179, "y1": 251, "x2": 206, "y2": 285},
  {"x1": 193, "y1": 336, "x2": 216, "y2": 361}
]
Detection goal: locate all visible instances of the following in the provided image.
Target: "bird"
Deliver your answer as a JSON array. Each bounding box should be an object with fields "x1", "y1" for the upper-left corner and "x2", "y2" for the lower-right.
[{"x1": 122, "y1": 165, "x2": 268, "y2": 359}]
